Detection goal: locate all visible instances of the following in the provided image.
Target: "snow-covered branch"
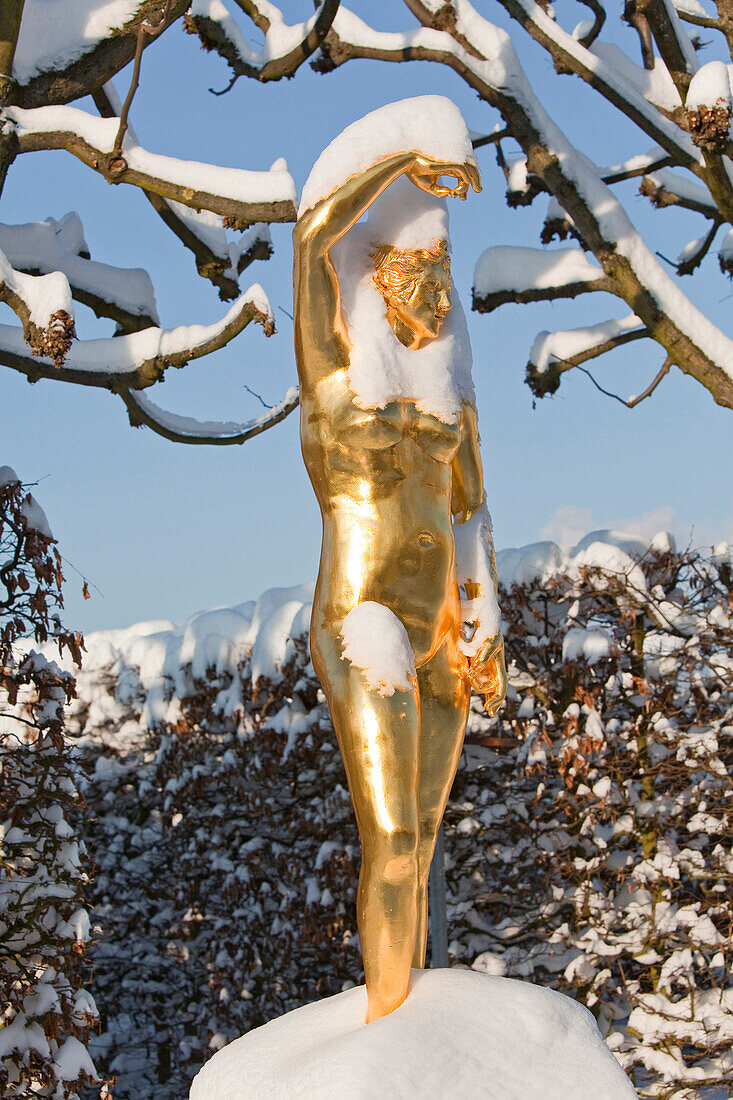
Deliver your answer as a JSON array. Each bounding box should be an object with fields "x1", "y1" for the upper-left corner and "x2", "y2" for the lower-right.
[
  {"x1": 2, "y1": 104, "x2": 297, "y2": 230},
  {"x1": 13, "y1": 0, "x2": 190, "y2": 108},
  {"x1": 526, "y1": 315, "x2": 648, "y2": 397},
  {"x1": 120, "y1": 383, "x2": 299, "y2": 445},
  {"x1": 476, "y1": 0, "x2": 699, "y2": 167},
  {"x1": 472, "y1": 246, "x2": 611, "y2": 312},
  {"x1": 0, "y1": 284, "x2": 274, "y2": 389},
  {"x1": 0, "y1": 212, "x2": 158, "y2": 331},
  {"x1": 312, "y1": 2, "x2": 733, "y2": 408},
  {"x1": 91, "y1": 81, "x2": 274, "y2": 302},
  {"x1": 0, "y1": 244, "x2": 75, "y2": 367},
  {"x1": 185, "y1": 0, "x2": 341, "y2": 85},
  {"x1": 639, "y1": 166, "x2": 719, "y2": 216}
]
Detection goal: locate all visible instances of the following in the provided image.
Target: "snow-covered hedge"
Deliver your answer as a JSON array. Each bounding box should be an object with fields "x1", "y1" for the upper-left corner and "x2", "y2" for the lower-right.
[
  {"x1": 45, "y1": 531, "x2": 732, "y2": 1099},
  {"x1": 0, "y1": 470, "x2": 100, "y2": 1099}
]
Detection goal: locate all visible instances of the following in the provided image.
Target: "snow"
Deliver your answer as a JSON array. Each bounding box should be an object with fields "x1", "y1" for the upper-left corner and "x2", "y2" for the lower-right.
[
  {"x1": 642, "y1": 167, "x2": 716, "y2": 211},
  {"x1": 189, "y1": 968, "x2": 637, "y2": 1099},
  {"x1": 340, "y1": 602, "x2": 417, "y2": 696},
  {"x1": 454, "y1": 505, "x2": 501, "y2": 656},
  {"x1": 2, "y1": 106, "x2": 297, "y2": 206},
  {"x1": 529, "y1": 315, "x2": 644, "y2": 375},
  {"x1": 54, "y1": 1034, "x2": 98, "y2": 1082},
  {"x1": 0, "y1": 464, "x2": 19, "y2": 489},
  {"x1": 0, "y1": 214, "x2": 158, "y2": 322},
  {"x1": 1, "y1": 466, "x2": 54, "y2": 536},
  {"x1": 0, "y1": 245, "x2": 73, "y2": 329},
  {"x1": 299, "y1": 95, "x2": 476, "y2": 215},
  {"x1": 129, "y1": 385, "x2": 298, "y2": 441},
  {"x1": 164, "y1": 202, "x2": 272, "y2": 279},
  {"x1": 474, "y1": 246, "x2": 602, "y2": 296},
  {"x1": 331, "y1": 175, "x2": 475, "y2": 421},
  {"x1": 14, "y1": 0, "x2": 140, "y2": 84},
  {"x1": 0, "y1": 1012, "x2": 51, "y2": 1061},
  {"x1": 590, "y1": 44, "x2": 682, "y2": 112},
  {"x1": 20, "y1": 493, "x2": 53, "y2": 539},
  {"x1": 563, "y1": 627, "x2": 612, "y2": 663},
  {"x1": 685, "y1": 60, "x2": 733, "y2": 109},
  {"x1": 300, "y1": 98, "x2": 479, "y2": 420},
  {"x1": 191, "y1": 0, "x2": 325, "y2": 71}
]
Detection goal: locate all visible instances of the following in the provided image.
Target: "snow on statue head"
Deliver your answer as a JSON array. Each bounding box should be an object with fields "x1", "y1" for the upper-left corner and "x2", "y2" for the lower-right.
[{"x1": 300, "y1": 97, "x2": 477, "y2": 421}]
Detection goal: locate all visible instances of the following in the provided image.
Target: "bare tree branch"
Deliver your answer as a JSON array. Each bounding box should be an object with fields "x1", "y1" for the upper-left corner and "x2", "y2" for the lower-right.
[
  {"x1": 3, "y1": 104, "x2": 297, "y2": 230},
  {"x1": 119, "y1": 384, "x2": 299, "y2": 444},
  {"x1": 670, "y1": 218, "x2": 722, "y2": 276},
  {"x1": 576, "y1": 0, "x2": 606, "y2": 50},
  {"x1": 576, "y1": 354, "x2": 671, "y2": 407},
  {"x1": 462, "y1": 0, "x2": 699, "y2": 169},
  {"x1": 0, "y1": 0, "x2": 24, "y2": 194},
  {"x1": 633, "y1": 0, "x2": 697, "y2": 94}
]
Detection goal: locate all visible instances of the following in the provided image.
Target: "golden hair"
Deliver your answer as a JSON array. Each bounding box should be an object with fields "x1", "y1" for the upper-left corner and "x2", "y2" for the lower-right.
[{"x1": 370, "y1": 239, "x2": 450, "y2": 303}]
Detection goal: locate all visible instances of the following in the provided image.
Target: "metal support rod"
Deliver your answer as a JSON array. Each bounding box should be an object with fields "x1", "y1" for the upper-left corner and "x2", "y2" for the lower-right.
[{"x1": 428, "y1": 822, "x2": 448, "y2": 968}]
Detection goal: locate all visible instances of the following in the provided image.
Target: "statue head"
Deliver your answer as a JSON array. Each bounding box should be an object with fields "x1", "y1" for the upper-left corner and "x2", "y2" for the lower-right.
[{"x1": 371, "y1": 239, "x2": 451, "y2": 350}]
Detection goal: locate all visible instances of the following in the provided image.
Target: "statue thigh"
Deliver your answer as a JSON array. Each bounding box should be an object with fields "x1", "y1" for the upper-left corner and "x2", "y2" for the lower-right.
[
  {"x1": 415, "y1": 632, "x2": 471, "y2": 877},
  {"x1": 310, "y1": 623, "x2": 421, "y2": 858}
]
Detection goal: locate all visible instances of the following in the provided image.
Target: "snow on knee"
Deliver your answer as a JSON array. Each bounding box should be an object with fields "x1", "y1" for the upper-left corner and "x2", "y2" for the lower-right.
[{"x1": 340, "y1": 603, "x2": 416, "y2": 696}]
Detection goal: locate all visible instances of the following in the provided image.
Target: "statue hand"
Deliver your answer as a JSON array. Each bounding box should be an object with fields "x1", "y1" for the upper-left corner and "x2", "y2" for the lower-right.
[
  {"x1": 467, "y1": 633, "x2": 507, "y2": 717},
  {"x1": 406, "y1": 156, "x2": 481, "y2": 201}
]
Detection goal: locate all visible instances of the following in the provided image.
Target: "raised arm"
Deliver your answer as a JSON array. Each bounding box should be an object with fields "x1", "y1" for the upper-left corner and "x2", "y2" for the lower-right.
[{"x1": 293, "y1": 155, "x2": 480, "y2": 391}]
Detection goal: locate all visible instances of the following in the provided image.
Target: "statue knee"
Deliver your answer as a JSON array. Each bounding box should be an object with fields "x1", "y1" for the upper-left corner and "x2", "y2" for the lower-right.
[{"x1": 372, "y1": 826, "x2": 418, "y2": 885}]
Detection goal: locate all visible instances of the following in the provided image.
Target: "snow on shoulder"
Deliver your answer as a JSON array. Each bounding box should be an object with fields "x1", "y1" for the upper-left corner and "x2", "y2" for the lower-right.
[
  {"x1": 341, "y1": 603, "x2": 416, "y2": 696},
  {"x1": 298, "y1": 96, "x2": 476, "y2": 216},
  {"x1": 189, "y1": 967, "x2": 637, "y2": 1100}
]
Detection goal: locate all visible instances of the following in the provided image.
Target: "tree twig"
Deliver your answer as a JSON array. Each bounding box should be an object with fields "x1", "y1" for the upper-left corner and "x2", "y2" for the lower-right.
[{"x1": 575, "y1": 355, "x2": 671, "y2": 407}]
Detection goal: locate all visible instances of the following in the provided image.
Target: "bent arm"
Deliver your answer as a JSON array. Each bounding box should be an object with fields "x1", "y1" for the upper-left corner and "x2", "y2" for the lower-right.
[
  {"x1": 293, "y1": 152, "x2": 418, "y2": 388},
  {"x1": 452, "y1": 405, "x2": 500, "y2": 644}
]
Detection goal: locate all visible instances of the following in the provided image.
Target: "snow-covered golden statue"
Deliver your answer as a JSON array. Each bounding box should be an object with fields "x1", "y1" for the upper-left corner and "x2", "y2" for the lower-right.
[{"x1": 293, "y1": 98, "x2": 507, "y2": 1024}]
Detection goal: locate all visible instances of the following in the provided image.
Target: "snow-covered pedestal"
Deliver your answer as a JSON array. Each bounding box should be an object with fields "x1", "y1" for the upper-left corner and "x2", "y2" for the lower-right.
[{"x1": 189, "y1": 969, "x2": 637, "y2": 1099}]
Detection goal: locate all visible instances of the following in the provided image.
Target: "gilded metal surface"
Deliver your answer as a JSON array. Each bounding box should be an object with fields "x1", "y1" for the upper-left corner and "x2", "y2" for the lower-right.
[{"x1": 293, "y1": 152, "x2": 506, "y2": 1023}]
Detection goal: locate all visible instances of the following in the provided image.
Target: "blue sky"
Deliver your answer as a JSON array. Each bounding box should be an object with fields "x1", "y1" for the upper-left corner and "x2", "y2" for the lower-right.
[{"x1": 4, "y1": 0, "x2": 732, "y2": 632}]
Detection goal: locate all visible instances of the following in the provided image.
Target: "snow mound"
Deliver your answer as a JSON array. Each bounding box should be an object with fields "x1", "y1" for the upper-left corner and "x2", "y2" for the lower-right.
[{"x1": 189, "y1": 968, "x2": 637, "y2": 1099}]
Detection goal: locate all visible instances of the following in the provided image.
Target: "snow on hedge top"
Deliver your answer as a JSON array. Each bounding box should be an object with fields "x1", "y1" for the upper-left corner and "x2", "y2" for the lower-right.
[
  {"x1": 685, "y1": 61, "x2": 733, "y2": 109},
  {"x1": 30, "y1": 529, "x2": 702, "y2": 734},
  {"x1": 299, "y1": 96, "x2": 477, "y2": 216},
  {"x1": 14, "y1": 0, "x2": 140, "y2": 84}
]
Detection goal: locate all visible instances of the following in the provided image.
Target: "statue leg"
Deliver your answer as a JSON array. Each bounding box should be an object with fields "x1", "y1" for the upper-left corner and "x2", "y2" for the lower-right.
[
  {"x1": 311, "y1": 626, "x2": 421, "y2": 1023},
  {"x1": 412, "y1": 633, "x2": 471, "y2": 969}
]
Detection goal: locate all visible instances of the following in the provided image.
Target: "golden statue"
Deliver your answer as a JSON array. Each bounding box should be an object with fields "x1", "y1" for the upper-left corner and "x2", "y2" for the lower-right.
[{"x1": 293, "y1": 98, "x2": 507, "y2": 1025}]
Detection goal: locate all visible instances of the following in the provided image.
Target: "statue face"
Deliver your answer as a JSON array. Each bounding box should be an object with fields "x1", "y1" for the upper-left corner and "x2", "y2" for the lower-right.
[
  {"x1": 372, "y1": 243, "x2": 452, "y2": 350},
  {"x1": 392, "y1": 258, "x2": 452, "y2": 344}
]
